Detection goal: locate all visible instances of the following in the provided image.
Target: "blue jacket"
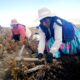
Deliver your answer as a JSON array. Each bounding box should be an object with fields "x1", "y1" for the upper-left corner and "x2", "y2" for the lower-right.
[{"x1": 39, "y1": 16, "x2": 75, "y2": 43}]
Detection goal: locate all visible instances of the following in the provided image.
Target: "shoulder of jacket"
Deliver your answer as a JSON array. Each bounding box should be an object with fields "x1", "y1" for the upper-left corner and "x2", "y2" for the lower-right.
[
  {"x1": 56, "y1": 19, "x2": 62, "y2": 24},
  {"x1": 55, "y1": 19, "x2": 62, "y2": 26}
]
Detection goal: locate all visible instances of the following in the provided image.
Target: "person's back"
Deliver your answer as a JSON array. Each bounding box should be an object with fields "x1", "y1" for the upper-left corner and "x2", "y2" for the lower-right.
[{"x1": 18, "y1": 24, "x2": 26, "y2": 41}]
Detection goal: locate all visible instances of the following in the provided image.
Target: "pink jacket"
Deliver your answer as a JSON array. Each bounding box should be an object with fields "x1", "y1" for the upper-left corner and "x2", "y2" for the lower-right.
[
  {"x1": 18, "y1": 24, "x2": 26, "y2": 40},
  {"x1": 12, "y1": 24, "x2": 26, "y2": 40}
]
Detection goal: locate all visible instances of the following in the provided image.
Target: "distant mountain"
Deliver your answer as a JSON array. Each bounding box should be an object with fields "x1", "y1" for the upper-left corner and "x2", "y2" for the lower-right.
[{"x1": 69, "y1": 19, "x2": 80, "y2": 25}]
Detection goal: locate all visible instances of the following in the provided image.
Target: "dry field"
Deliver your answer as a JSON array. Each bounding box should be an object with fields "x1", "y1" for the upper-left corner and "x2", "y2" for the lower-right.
[{"x1": 0, "y1": 26, "x2": 80, "y2": 80}]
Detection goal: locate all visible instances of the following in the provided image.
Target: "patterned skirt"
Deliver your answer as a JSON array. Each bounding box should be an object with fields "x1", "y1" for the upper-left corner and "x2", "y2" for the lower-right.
[{"x1": 47, "y1": 27, "x2": 80, "y2": 58}]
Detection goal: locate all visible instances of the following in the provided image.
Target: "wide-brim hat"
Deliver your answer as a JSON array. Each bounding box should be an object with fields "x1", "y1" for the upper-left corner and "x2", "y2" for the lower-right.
[
  {"x1": 38, "y1": 8, "x2": 55, "y2": 20},
  {"x1": 11, "y1": 19, "x2": 18, "y2": 25}
]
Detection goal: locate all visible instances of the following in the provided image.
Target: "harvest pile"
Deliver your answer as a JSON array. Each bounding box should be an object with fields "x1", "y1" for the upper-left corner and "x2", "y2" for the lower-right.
[{"x1": 3, "y1": 57, "x2": 80, "y2": 80}]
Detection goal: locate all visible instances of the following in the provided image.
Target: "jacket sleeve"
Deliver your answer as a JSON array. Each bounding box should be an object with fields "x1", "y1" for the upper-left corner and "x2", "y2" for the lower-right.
[
  {"x1": 50, "y1": 19, "x2": 62, "y2": 56},
  {"x1": 38, "y1": 27, "x2": 46, "y2": 54},
  {"x1": 26, "y1": 27, "x2": 32, "y2": 39}
]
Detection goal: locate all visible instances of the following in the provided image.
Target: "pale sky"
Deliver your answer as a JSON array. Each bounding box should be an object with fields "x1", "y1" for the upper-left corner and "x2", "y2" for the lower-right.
[{"x1": 0, "y1": 0, "x2": 80, "y2": 27}]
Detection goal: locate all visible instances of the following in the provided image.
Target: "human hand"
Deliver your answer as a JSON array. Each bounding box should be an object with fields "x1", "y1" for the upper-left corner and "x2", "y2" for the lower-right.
[{"x1": 37, "y1": 53, "x2": 44, "y2": 59}]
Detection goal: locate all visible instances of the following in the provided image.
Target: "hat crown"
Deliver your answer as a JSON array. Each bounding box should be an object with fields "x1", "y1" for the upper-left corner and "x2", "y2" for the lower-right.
[
  {"x1": 38, "y1": 8, "x2": 51, "y2": 17},
  {"x1": 11, "y1": 19, "x2": 18, "y2": 24},
  {"x1": 38, "y1": 8, "x2": 54, "y2": 20}
]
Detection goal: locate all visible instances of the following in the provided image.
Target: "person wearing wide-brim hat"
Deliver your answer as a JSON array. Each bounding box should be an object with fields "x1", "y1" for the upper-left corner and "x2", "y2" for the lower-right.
[
  {"x1": 37, "y1": 8, "x2": 80, "y2": 63},
  {"x1": 11, "y1": 19, "x2": 26, "y2": 42}
]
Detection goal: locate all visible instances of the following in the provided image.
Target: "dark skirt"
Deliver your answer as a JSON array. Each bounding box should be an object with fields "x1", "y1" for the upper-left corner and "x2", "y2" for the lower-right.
[{"x1": 12, "y1": 34, "x2": 20, "y2": 42}]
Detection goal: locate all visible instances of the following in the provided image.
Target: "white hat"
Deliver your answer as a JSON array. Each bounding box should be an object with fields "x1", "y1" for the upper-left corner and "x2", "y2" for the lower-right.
[
  {"x1": 11, "y1": 19, "x2": 18, "y2": 25},
  {"x1": 38, "y1": 8, "x2": 55, "y2": 20}
]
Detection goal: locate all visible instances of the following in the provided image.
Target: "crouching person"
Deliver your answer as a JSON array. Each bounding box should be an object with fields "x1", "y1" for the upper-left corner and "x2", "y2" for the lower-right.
[
  {"x1": 37, "y1": 8, "x2": 80, "y2": 63},
  {"x1": 11, "y1": 19, "x2": 26, "y2": 42}
]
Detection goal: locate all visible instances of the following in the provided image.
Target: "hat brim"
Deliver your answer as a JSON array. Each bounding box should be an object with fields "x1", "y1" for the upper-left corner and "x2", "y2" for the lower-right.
[
  {"x1": 11, "y1": 22, "x2": 19, "y2": 25},
  {"x1": 36, "y1": 13, "x2": 55, "y2": 21}
]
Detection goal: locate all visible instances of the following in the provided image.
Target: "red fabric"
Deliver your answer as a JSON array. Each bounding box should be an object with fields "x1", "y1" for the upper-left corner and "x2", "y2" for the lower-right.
[
  {"x1": 12, "y1": 28, "x2": 19, "y2": 35},
  {"x1": 18, "y1": 24, "x2": 26, "y2": 40},
  {"x1": 12, "y1": 24, "x2": 26, "y2": 40}
]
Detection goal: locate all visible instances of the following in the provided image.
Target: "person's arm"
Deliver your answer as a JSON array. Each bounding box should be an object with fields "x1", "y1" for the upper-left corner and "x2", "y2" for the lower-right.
[
  {"x1": 38, "y1": 27, "x2": 46, "y2": 54},
  {"x1": 26, "y1": 27, "x2": 32, "y2": 39},
  {"x1": 50, "y1": 20, "x2": 62, "y2": 55}
]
